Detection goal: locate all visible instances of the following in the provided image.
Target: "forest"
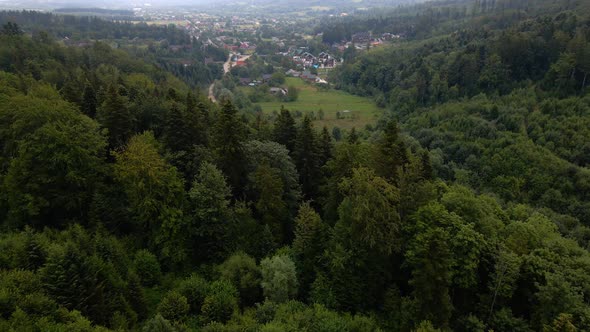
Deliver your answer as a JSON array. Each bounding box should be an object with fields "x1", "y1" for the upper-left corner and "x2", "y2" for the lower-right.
[{"x1": 1, "y1": 0, "x2": 590, "y2": 331}]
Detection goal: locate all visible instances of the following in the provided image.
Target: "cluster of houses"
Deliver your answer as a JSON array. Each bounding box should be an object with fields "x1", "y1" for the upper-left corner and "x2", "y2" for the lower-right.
[
  {"x1": 286, "y1": 69, "x2": 328, "y2": 84},
  {"x1": 282, "y1": 47, "x2": 342, "y2": 69},
  {"x1": 331, "y1": 32, "x2": 403, "y2": 51}
]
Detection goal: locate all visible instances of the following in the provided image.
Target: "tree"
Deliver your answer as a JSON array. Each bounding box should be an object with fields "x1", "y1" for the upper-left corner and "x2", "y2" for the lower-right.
[
  {"x1": 157, "y1": 291, "x2": 189, "y2": 322},
  {"x1": 260, "y1": 254, "x2": 298, "y2": 303},
  {"x1": 347, "y1": 127, "x2": 359, "y2": 144},
  {"x1": 97, "y1": 84, "x2": 134, "y2": 150},
  {"x1": 338, "y1": 167, "x2": 401, "y2": 254},
  {"x1": 113, "y1": 132, "x2": 184, "y2": 257},
  {"x1": 133, "y1": 250, "x2": 161, "y2": 287},
  {"x1": 1, "y1": 22, "x2": 22, "y2": 36},
  {"x1": 293, "y1": 115, "x2": 322, "y2": 200},
  {"x1": 213, "y1": 100, "x2": 247, "y2": 197},
  {"x1": 176, "y1": 274, "x2": 209, "y2": 315},
  {"x1": 405, "y1": 227, "x2": 454, "y2": 329},
  {"x1": 201, "y1": 280, "x2": 238, "y2": 324},
  {"x1": 286, "y1": 86, "x2": 299, "y2": 102},
  {"x1": 319, "y1": 126, "x2": 334, "y2": 166},
  {"x1": 188, "y1": 162, "x2": 233, "y2": 261},
  {"x1": 218, "y1": 252, "x2": 262, "y2": 307},
  {"x1": 292, "y1": 203, "x2": 328, "y2": 298},
  {"x1": 273, "y1": 107, "x2": 297, "y2": 153},
  {"x1": 81, "y1": 84, "x2": 97, "y2": 118},
  {"x1": 374, "y1": 120, "x2": 408, "y2": 182},
  {"x1": 252, "y1": 163, "x2": 289, "y2": 244},
  {"x1": 3, "y1": 110, "x2": 107, "y2": 228}
]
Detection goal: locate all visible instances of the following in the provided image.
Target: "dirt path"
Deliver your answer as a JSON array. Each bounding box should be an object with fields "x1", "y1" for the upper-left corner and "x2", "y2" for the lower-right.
[{"x1": 208, "y1": 52, "x2": 234, "y2": 103}]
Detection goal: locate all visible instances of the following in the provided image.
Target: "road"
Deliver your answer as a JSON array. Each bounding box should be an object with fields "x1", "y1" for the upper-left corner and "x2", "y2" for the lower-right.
[
  {"x1": 208, "y1": 52, "x2": 234, "y2": 103},
  {"x1": 208, "y1": 53, "x2": 253, "y2": 103}
]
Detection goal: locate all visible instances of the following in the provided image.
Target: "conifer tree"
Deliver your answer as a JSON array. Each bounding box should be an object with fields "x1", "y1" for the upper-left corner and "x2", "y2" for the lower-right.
[
  {"x1": 81, "y1": 84, "x2": 97, "y2": 118},
  {"x1": 273, "y1": 106, "x2": 297, "y2": 153},
  {"x1": 347, "y1": 127, "x2": 359, "y2": 144},
  {"x1": 374, "y1": 120, "x2": 408, "y2": 182},
  {"x1": 97, "y1": 84, "x2": 134, "y2": 150},
  {"x1": 293, "y1": 115, "x2": 322, "y2": 200},
  {"x1": 213, "y1": 100, "x2": 247, "y2": 197},
  {"x1": 319, "y1": 126, "x2": 334, "y2": 166}
]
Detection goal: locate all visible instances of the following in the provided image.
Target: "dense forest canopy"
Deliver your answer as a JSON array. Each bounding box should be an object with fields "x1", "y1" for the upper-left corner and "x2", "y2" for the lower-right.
[{"x1": 1, "y1": 0, "x2": 590, "y2": 331}]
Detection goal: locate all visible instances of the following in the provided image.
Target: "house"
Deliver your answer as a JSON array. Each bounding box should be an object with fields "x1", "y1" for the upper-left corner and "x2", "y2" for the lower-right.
[
  {"x1": 239, "y1": 77, "x2": 252, "y2": 85},
  {"x1": 352, "y1": 31, "x2": 371, "y2": 44},
  {"x1": 262, "y1": 74, "x2": 273, "y2": 82},
  {"x1": 285, "y1": 69, "x2": 301, "y2": 77},
  {"x1": 301, "y1": 71, "x2": 317, "y2": 83},
  {"x1": 235, "y1": 60, "x2": 248, "y2": 67}
]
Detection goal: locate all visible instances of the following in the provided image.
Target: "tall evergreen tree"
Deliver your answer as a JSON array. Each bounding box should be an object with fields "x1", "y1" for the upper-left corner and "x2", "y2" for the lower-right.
[
  {"x1": 273, "y1": 106, "x2": 297, "y2": 153},
  {"x1": 319, "y1": 126, "x2": 334, "y2": 166},
  {"x1": 81, "y1": 84, "x2": 97, "y2": 118},
  {"x1": 347, "y1": 127, "x2": 359, "y2": 144},
  {"x1": 213, "y1": 100, "x2": 247, "y2": 197},
  {"x1": 374, "y1": 120, "x2": 408, "y2": 182},
  {"x1": 97, "y1": 84, "x2": 134, "y2": 150},
  {"x1": 293, "y1": 115, "x2": 322, "y2": 201}
]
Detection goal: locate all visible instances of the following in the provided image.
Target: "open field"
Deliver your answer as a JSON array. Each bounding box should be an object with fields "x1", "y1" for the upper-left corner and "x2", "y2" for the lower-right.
[{"x1": 247, "y1": 78, "x2": 383, "y2": 130}]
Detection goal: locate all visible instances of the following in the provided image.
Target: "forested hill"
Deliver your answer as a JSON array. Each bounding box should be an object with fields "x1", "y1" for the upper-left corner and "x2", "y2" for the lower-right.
[
  {"x1": 0, "y1": 11, "x2": 226, "y2": 87},
  {"x1": 1, "y1": 2, "x2": 590, "y2": 332},
  {"x1": 329, "y1": 0, "x2": 590, "y2": 223}
]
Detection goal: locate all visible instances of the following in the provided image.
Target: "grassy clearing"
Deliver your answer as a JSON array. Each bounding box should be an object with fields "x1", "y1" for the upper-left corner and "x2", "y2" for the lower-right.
[{"x1": 250, "y1": 78, "x2": 382, "y2": 130}]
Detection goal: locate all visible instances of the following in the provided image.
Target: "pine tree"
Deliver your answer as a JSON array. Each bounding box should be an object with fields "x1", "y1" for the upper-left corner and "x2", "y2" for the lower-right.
[
  {"x1": 374, "y1": 120, "x2": 408, "y2": 182},
  {"x1": 213, "y1": 100, "x2": 247, "y2": 197},
  {"x1": 319, "y1": 126, "x2": 334, "y2": 166},
  {"x1": 292, "y1": 202, "x2": 328, "y2": 298},
  {"x1": 293, "y1": 115, "x2": 322, "y2": 200},
  {"x1": 273, "y1": 106, "x2": 297, "y2": 153},
  {"x1": 81, "y1": 84, "x2": 97, "y2": 118},
  {"x1": 97, "y1": 84, "x2": 134, "y2": 150},
  {"x1": 163, "y1": 103, "x2": 194, "y2": 153}
]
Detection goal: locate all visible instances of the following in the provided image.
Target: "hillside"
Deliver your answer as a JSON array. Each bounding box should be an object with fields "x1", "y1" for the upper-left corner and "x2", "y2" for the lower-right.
[{"x1": 1, "y1": 1, "x2": 590, "y2": 331}]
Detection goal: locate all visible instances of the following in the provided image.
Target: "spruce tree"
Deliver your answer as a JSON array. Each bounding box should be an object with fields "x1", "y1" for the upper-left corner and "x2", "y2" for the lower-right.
[
  {"x1": 97, "y1": 84, "x2": 134, "y2": 150},
  {"x1": 273, "y1": 106, "x2": 297, "y2": 153},
  {"x1": 374, "y1": 120, "x2": 408, "y2": 182},
  {"x1": 319, "y1": 126, "x2": 334, "y2": 166},
  {"x1": 293, "y1": 115, "x2": 321, "y2": 201},
  {"x1": 347, "y1": 127, "x2": 359, "y2": 144},
  {"x1": 213, "y1": 100, "x2": 247, "y2": 197},
  {"x1": 81, "y1": 84, "x2": 97, "y2": 118}
]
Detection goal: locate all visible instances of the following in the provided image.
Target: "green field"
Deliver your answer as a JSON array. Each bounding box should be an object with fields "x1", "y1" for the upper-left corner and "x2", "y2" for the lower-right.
[{"x1": 249, "y1": 78, "x2": 382, "y2": 130}]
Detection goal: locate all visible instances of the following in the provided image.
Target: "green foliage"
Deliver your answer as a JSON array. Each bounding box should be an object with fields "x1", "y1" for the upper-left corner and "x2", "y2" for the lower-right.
[
  {"x1": 201, "y1": 280, "x2": 239, "y2": 324},
  {"x1": 97, "y1": 84, "x2": 134, "y2": 149},
  {"x1": 157, "y1": 291, "x2": 189, "y2": 322},
  {"x1": 1, "y1": 93, "x2": 107, "y2": 228},
  {"x1": 292, "y1": 202, "x2": 328, "y2": 298},
  {"x1": 114, "y1": 132, "x2": 184, "y2": 260},
  {"x1": 218, "y1": 252, "x2": 262, "y2": 307},
  {"x1": 260, "y1": 254, "x2": 298, "y2": 303},
  {"x1": 188, "y1": 162, "x2": 233, "y2": 261},
  {"x1": 176, "y1": 274, "x2": 209, "y2": 315},
  {"x1": 143, "y1": 314, "x2": 177, "y2": 332},
  {"x1": 213, "y1": 100, "x2": 247, "y2": 197},
  {"x1": 338, "y1": 167, "x2": 401, "y2": 254},
  {"x1": 133, "y1": 250, "x2": 162, "y2": 287}
]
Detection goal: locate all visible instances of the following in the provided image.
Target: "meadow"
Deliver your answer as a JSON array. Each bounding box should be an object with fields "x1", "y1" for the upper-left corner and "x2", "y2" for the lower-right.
[{"x1": 248, "y1": 77, "x2": 383, "y2": 130}]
